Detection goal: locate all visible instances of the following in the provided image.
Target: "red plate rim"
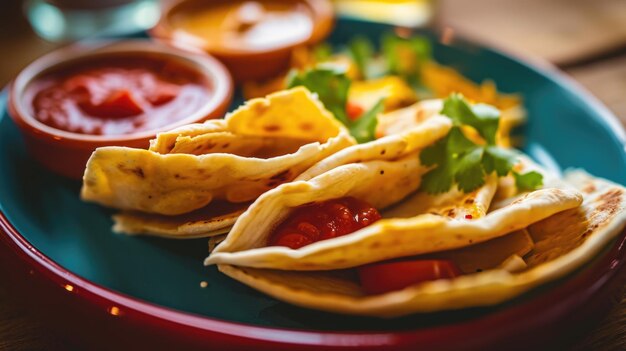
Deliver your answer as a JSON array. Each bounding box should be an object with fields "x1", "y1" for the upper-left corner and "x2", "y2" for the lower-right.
[{"x1": 2, "y1": 209, "x2": 626, "y2": 349}]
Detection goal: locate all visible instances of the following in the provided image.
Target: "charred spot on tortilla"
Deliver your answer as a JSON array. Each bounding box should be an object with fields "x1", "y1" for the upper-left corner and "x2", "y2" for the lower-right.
[
  {"x1": 250, "y1": 100, "x2": 270, "y2": 115},
  {"x1": 300, "y1": 123, "x2": 314, "y2": 131},
  {"x1": 596, "y1": 189, "x2": 622, "y2": 215},
  {"x1": 583, "y1": 183, "x2": 596, "y2": 194},
  {"x1": 263, "y1": 125, "x2": 281, "y2": 132},
  {"x1": 116, "y1": 165, "x2": 144, "y2": 179}
]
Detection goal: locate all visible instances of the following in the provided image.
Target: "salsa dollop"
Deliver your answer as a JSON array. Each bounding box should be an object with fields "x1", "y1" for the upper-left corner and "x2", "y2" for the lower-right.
[
  {"x1": 27, "y1": 56, "x2": 211, "y2": 135},
  {"x1": 269, "y1": 197, "x2": 382, "y2": 249}
]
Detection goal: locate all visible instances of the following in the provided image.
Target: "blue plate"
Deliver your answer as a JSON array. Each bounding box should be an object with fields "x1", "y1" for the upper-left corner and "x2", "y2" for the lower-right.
[{"x1": 1, "y1": 19, "x2": 625, "y2": 334}]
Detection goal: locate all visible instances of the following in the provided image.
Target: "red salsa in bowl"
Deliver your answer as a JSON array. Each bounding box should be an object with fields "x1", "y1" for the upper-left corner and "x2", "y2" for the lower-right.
[
  {"x1": 9, "y1": 40, "x2": 233, "y2": 178},
  {"x1": 27, "y1": 56, "x2": 212, "y2": 136}
]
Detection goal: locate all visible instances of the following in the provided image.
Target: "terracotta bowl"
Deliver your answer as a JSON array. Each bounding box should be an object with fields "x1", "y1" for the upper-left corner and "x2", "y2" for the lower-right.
[
  {"x1": 8, "y1": 40, "x2": 233, "y2": 179},
  {"x1": 151, "y1": 0, "x2": 334, "y2": 82}
]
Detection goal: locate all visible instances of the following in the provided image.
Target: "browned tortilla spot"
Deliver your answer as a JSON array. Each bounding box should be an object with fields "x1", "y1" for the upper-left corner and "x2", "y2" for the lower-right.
[
  {"x1": 251, "y1": 101, "x2": 269, "y2": 115},
  {"x1": 264, "y1": 125, "x2": 281, "y2": 132},
  {"x1": 416, "y1": 109, "x2": 426, "y2": 121},
  {"x1": 300, "y1": 123, "x2": 313, "y2": 131},
  {"x1": 117, "y1": 164, "x2": 145, "y2": 179},
  {"x1": 583, "y1": 183, "x2": 596, "y2": 194},
  {"x1": 510, "y1": 193, "x2": 529, "y2": 205},
  {"x1": 134, "y1": 168, "x2": 144, "y2": 178},
  {"x1": 596, "y1": 189, "x2": 623, "y2": 216},
  {"x1": 369, "y1": 242, "x2": 381, "y2": 249}
]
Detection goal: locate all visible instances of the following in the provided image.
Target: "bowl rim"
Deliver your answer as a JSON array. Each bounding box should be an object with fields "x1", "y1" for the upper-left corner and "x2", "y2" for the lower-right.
[
  {"x1": 8, "y1": 39, "x2": 233, "y2": 143},
  {"x1": 150, "y1": 0, "x2": 335, "y2": 57},
  {"x1": 2, "y1": 21, "x2": 626, "y2": 349}
]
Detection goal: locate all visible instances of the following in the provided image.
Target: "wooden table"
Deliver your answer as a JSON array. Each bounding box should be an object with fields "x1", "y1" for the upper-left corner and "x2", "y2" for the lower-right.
[{"x1": 1, "y1": 0, "x2": 625, "y2": 350}]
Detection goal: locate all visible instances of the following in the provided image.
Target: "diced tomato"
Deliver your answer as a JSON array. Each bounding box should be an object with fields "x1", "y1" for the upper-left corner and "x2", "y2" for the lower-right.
[
  {"x1": 273, "y1": 233, "x2": 314, "y2": 248},
  {"x1": 346, "y1": 101, "x2": 365, "y2": 120},
  {"x1": 79, "y1": 89, "x2": 144, "y2": 118},
  {"x1": 269, "y1": 197, "x2": 381, "y2": 249},
  {"x1": 147, "y1": 83, "x2": 180, "y2": 106},
  {"x1": 358, "y1": 259, "x2": 461, "y2": 295},
  {"x1": 29, "y1": 56, "x2": 212, "y2": 136}
]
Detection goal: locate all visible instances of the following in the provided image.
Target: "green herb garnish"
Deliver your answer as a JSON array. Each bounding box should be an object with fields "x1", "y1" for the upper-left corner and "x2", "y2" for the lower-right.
[
  {"x1": 513, "y1": 170, "x2": 544, "y2": 192},
  {"x1": 350, "y1": 99, "x2": 384, "y2": 143},
  {"x1": 287, "y1": 67, "x2": 383, "y2": 143},
  {"x1": 382, "y1": 33, "x2": 431, "y2": 85},
  {"x1": 313, "y1": 43, "x2": 333, "y2": 62},
  {"x1": 348, "y1": 36, "x2": 375, "y2": 79},
  {"x1": 420, "y1": 94, "x2": 543, "y2": 194}
]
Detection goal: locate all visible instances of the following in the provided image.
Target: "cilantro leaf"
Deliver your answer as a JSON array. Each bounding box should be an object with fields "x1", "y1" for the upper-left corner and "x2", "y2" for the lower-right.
[
  {"x1": 454, "y1": 147, "x2": 486, "y2": 192},
  {"x1": 447, "y1": 127, "x2": 476, "y2": 155},
  {"x1": 441, "y1": 94, "x2": 500, "y2": 145},
  {"x1": 287, "y1": 67, "x2": 351, "y2": 125},
  {"x1": 419, "y1": 94, "x2": 543, "y2": 194},
  {"x1": 382, "y1": 33, "x2": 431, "y2": 82},
  {"x1": 349, "y1": 99, "x2": 384, "y2": 143},
  {"x1": 420, "y1": 136, "x2": 447, "y2": 167},
  {"x1": 484, "y1": 146, "x2": 517, "y2": 176},
  {"x1": 421, "y1": 127, "x2": 486, "y2": 193},
  {"x1": 348, "y1": 36, "x2": 375, "y2": 79},
  {"x1": 420, "y1": 162, "x2": 454, "y2": 194},
  {"x1": 513, "y1": 171, "x2": 544, "y2": 191},
  {"x1": 313, "y1": 43, "x2": 333, "y2": 62}
]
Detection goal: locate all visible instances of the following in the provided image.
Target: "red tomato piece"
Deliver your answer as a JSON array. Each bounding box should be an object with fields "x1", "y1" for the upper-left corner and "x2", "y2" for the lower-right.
[
  {"x1": 346, "y1": 101, "x2": 365, "y2": 120},
  {"x1": 79, "y1": 89, "x2": 144, "y2": 118},
  {"x1": 273, "y1": 233, "x2": 314, "y2": 249},
  {"x1": 358, "y1": 259, "x2": 462, "y2": 295},
  {"x1": 269, "y1": 197, "x2": 381, "y2": 249},
  {"x1": 28, "y1": 57, "x2": 211, "y2": 135},
  {"x1": 147, "y1": 82, "x2": 180, "y2": 106}
]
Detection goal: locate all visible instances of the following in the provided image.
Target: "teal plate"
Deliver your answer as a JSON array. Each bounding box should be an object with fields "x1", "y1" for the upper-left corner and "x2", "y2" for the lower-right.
[{"x1": 1, "y1": 19, "x2": 626, "y2": 349}]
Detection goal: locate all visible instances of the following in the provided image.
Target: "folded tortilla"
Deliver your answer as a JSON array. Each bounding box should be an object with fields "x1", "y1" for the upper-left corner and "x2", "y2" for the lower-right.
[
  {"x1": 205, "y1": 162, "x2": 581, "y2": 270},
  {"x1": 81, "y1": 87, "x2": 355, "y2": 237},
  {"x1": 111, "y1": 201, "x2": 248, "y2": 239},
  {"x1": 296, "y1": 99, "x2": 451, "y2": 181},
  {"x1": 214, "y1": 171, "x2": 624, "y2": 317}
]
